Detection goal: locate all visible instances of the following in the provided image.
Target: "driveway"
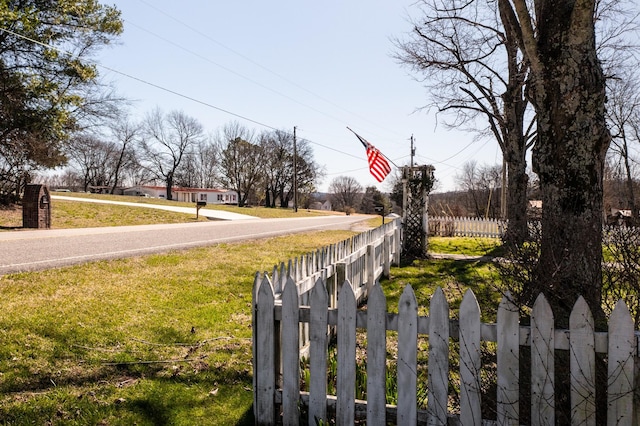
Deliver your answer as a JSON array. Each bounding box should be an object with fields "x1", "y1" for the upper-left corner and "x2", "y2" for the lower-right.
[{"x1": 51, "y1": 195, "x2": 257, "y2": 220}]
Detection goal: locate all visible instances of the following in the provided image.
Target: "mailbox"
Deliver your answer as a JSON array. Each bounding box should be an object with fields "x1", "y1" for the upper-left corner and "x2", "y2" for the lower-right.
[
  {"x1": 23, "y1": 184, "x2": 51, "y2": 229},
  {"x1": 196, "y1": 201, "x2": 207, "y2": 219}
]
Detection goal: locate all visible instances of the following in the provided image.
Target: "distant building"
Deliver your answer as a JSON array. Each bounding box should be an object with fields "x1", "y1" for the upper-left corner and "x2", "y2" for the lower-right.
[
  {"x1": 123, "y1": 186, "x2": 238, "y2": 205},
  {"x1": 173, "y1": 187, "x2": 238, "y2": 205},
  {"x1": 309, "y1": 199, "x2": 332, "y2": 211}
]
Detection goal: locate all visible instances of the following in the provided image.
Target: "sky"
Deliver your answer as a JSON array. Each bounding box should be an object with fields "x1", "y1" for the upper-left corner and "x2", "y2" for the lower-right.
[{"x1": 96, "y1": 0, "x2": 504, "y2": 193}]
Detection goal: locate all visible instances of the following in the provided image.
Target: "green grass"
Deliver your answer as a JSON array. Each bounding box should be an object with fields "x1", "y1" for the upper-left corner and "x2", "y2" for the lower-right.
[
  {"x1": 0, "y1": 192, "x2": 359, "y2": 230},
  {"x1": 428, "y1": 236, "x2": 503, "y2": 257},
  {"x1": 51, "y1": 192, "x2": 345, "y2": 219},
  {"x1": 0, "y1": 230, "x2": 359, "y2": 425}
]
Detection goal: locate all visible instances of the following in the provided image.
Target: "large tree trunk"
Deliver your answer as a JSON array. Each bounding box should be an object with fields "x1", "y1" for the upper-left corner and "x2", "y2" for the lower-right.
[
  {"x1": 504, "y1": 154, "x2": 529, "y2": 248},
  {"x1": 528, "y1": 0, "x2": 610, "y2": 328},
  {"x1": 623, "y1": 151, "x2": 638, "y2": 224},
  {"x1": 166, "y1": 172, "x2": 174, "y2": 201}
]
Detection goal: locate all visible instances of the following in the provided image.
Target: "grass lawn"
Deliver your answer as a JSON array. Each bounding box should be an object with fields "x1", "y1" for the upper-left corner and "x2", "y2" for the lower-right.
[
  {"x1": 0, "y1": 196, "x2": 500, "y2": 424},
  {"x1": 0, "y1": 192, "x2": 351, "y2": 230},
  {"x1": 0, "y1": 233, "x2": 500, "y2": 425},
  {"x1": 0, "y1": 230, "x2": 363, "y2": 425}
]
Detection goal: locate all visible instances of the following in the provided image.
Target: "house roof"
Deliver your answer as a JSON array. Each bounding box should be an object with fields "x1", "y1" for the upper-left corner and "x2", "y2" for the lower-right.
[
  {"x1": 126, "y1": 185, "x2": 234, "y2": 193},
  {"x1": 174, "y1": 187, "x2": 233, "y2": 193}
]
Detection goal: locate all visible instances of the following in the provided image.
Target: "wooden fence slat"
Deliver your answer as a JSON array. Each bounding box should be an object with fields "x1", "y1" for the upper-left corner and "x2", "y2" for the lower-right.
[
  {"x1": 531, "y1": 293, "x2": 555, "y2": 426},
  {"x1": 282, "y1": 277, "x2": 300, "y2": 425},
  {"x1": 607, "y1": 299, "x2": 635, "y2": 426},
  {"x1": 398, "y1": 285, "x2": 418, "y2": 425},
  {"x1": 337, "y1": 280, "x2": 356, "y2": 425},
  {"x1": 309, "y1": 278, "x2": 329, "y2": 425},
  {"x1": 459, "y1": 289, "x2": 481, "y2": 423},
  {"x1": 497, "y1": 292, "x2": 519, "y2": 425},
  {"x1": 367, "y1": 283, "x2": 387, "y2": 426},
  {"x1": 255, "y1": 276, "x2": 276, "y2": 425},
  {"x1": 428, "y1": 287, "x2": 449, "y2": 425},
  {"x1": 570, "y1": 296, "x2": 595, "y2": 425},
  {"x1": 252, "y1": 272, "x2": 261, "y2": 413}
]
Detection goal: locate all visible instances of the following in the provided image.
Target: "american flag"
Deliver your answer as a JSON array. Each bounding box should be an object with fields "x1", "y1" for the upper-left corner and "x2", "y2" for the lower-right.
[{"x1": 351, "y1": 130, "x2": 391, "y2": 182}]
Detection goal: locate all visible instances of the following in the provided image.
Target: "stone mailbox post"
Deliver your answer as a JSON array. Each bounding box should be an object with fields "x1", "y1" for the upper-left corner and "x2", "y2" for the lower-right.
[{"x1": 23, "y1": 184, "x2": 51, "y2": 229}]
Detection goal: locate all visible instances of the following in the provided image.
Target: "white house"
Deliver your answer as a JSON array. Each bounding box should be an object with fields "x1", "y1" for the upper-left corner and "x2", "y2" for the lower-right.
[
  {"x1": 309, "y1": 199, "x2": 332, "y2": 211},
  {"x1": 173, "y1": 187, "x2": 238, "y2": 205},
  {"x1": 123, "y1": 185, "x2": 166, "y2": 198},
  {"x1": 123, "y1": 186, "x2": 238, "y2": 205}
]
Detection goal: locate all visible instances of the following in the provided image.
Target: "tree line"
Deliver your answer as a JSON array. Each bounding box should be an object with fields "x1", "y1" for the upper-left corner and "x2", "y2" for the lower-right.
[{"x1": 44, "y1": 112, "x2": 323, "y2": 208}]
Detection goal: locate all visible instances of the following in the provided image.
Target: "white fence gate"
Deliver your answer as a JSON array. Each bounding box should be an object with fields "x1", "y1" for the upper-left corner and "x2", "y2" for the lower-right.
[
  {"x1": 253, "y1": 277, "x2": 639, "y2": 425},
  {"x1": 429, "y1": 216, "x2": 506, "y2": 238}
]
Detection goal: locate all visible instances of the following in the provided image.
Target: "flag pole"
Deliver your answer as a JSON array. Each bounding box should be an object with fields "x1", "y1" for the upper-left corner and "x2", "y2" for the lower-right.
[{"x1": 346, "y1": 127, "x2": 399, "y2": 168}]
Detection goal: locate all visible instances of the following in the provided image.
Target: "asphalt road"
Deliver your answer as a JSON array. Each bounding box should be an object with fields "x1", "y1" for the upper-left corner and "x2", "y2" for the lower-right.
[{"x1": 0, "y1": 215, "x2": 370, "y2": 275}]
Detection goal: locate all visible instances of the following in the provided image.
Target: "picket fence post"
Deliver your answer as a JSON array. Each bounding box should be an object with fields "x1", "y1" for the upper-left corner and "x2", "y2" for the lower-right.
[
  {"x1": 531, "y1": 294, "x2": 555, "y2": 425},
  {"x1": 337, "y1": 280, "x2": 356, "y2": 425},
  {"x1": 497, "y1": 292, "x2": 519, "y2": 424},
  {"x1": 281, "y1": 277, "x2": 300, "y2": 425},
  {"x1": 308, "y1": 277, "x2": 328, "y2": 425},
  {"x1": 254, "y1": 276, "x2": 275, "y2": 425},
  {"x1": 459, "y1": 289, "x2": 482, "y2": 423},
  {"x1": 427, "y1": 287, "x2": 449, "y2": 424},
  {"x1": 607, "y1": 299, "x2": 636, "y2": 425},
  {"x1": 398, "y1": 286, "x2": 418, "y2": 424},
  {"x1": 367, "y1": 284, "x2": 387, "y2": 425},
  {"x1": 570, "y1": 297, "x2": 595, "y2": 425}
]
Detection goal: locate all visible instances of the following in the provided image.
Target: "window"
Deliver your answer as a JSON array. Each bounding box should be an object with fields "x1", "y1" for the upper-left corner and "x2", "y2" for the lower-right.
[{"x1": 200, "y1": 194, "x2": 207, "y2": 201}]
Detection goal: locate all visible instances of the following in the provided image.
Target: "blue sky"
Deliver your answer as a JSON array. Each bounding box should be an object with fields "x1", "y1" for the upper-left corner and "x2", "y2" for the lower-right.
[{"x1": 97, "y1": 1, "x2": 503, "y2": 193}]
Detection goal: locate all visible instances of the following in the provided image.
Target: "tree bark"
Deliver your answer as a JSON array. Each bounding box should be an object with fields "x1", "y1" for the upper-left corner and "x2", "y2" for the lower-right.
[
  {"x1": 505, "y1": 154, "x2": 529, "y2": 248},
  {"x1": 524, "y1": 0, "x2": 610, "y2": 327}
]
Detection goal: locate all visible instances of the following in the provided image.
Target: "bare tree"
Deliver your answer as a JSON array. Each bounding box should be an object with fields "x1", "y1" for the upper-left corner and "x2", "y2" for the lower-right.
[
  {"x1": 195, "y1": 136, "x2": 220, "y2": 189},
  {"x1": 260, "y1": 130, "x2": 292, "y2": 208},
  {"x1": 395, "y1": 0, "x2": 533, "y2": 246},
  {"x1": 329, "y1": 176, "x2": 363, "y2": 213},
  {"x1": 66, "y1": 133, "x2": 118, "y2": 192},
  {"x1": 139, "y1": 109, "x2": 203, "y2": 200},
  {"x1": 108, "y1": 117, "x2": 140, "y2": 194},
  {"x1": 605, "y1": 70, "x2": 640, "y2": 223},
  {"x1": 260, "y1": 129, "x2": 322, "y2": 208},
  {"x1": 217, "y1": 122, "x2": 263, "y2": 207},
  {"x1": 455, "y1": 161, "x2": 503, "y2": 218}
]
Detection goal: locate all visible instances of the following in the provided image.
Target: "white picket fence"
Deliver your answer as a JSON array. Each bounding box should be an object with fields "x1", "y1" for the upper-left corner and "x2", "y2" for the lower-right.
[
  {"x1": 253, "y1": 277, "x2": 640, "y2": 425},
  {"x1": 258, "y1": 218, "x2": 401, "y2": 311},
  {"x1": 430, "y1": 216, "x2": 506, "y2": 238}
]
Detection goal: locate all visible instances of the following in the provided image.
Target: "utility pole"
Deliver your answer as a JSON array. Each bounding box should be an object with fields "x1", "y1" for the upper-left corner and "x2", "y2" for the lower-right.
[
  {"x1": 293, "y1": 126, "x2": 298, "y2": 213},
  {"x1": 410, "y1": 134, "x2": 415, "y2": 168}
]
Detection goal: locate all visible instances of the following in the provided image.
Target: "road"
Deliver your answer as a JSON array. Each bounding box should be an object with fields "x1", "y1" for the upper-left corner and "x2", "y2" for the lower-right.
[{"x1": 0, "y1": 215, "x2": 370, "y2": 275}]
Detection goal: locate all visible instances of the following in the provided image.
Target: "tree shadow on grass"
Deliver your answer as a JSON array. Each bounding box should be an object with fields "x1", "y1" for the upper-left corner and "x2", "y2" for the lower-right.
[{"x1": 235, "y1": 405, "x2": 255, "y2": 425}]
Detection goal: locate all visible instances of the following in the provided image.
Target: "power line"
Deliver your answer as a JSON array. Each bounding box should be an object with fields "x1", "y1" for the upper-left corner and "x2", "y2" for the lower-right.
[
  {"x1": 121, "y1": 19, "x2": 354, "y2": 128},
  {"x1": 0, "y1": 26, "x2": 366, "y2": 163},
  {"x1": 133, "y1": 0, "x2": 410, "y2": 140}
]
